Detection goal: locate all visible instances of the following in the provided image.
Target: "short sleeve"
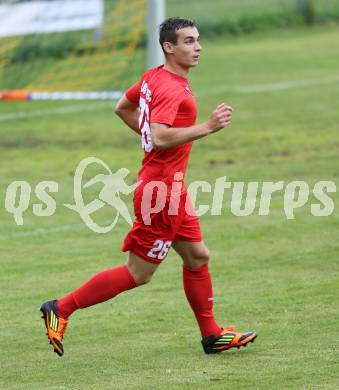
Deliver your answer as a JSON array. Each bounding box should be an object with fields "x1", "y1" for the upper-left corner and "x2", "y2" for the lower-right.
[
  {"x1": 125, "y1": 79, "x2": 141, "y2": 104},
  {"x1": 150, "y1": 85, "x2": 185, "y2": 127}
]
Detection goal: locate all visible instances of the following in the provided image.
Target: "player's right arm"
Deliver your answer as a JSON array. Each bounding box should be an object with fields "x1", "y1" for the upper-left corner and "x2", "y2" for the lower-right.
[
  {"x1": 151, "y1": 103, "x2": 233, "y2": 150},
  {"x1": 115, "y1": 78, "x2": 144, "y2": 135},
  {"x1": 114, "y1": 93, "x2": 141, "y2": 135}
]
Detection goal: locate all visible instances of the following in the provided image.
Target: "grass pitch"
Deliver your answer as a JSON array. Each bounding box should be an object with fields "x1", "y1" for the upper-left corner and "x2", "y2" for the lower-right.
[{"x1": 1, "y1": 26, "x2": 339, "y2": 389}]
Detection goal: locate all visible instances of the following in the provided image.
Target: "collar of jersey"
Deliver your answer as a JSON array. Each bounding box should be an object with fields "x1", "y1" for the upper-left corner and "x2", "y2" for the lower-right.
[{"x1": 159, "y1": 65, "x2": 188, "y2": 82}]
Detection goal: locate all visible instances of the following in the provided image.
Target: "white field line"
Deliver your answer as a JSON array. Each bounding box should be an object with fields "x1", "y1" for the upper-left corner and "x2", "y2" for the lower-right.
[
  {"x1": 197, "y1": 75, "x2": 339, "y2": 96},
  {"x1": 0, "y1": 219, "x2": 113, "y2": 241},
  {"x1": 0, "y1": 101, "x2": 114, "y2": 122},
  {"x1": 1, "y1": 75, "x2": 339, "y2": 123}
]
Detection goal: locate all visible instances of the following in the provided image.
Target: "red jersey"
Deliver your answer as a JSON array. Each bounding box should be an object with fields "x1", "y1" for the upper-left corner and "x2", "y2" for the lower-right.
[{"x1": 125, "y1": 65, "x2": 197, "y2": 194}]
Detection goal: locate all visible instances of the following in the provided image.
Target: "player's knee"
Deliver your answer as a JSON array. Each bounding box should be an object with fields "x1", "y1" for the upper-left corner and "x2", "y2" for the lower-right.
[
  {"x1": 128, "y1": 267, "x2": 155, "y2": 286},
  {"x1": 201, "y1": 246, "x2": 210, "y2": 263},
  {"x1": 185, "y1": 246, "x2": 210, "y2": 268},
  {"x1": 196, "y1": 246, "x2": 210, "y2": 264},
  {"x1": 127, "y1": 252, "x2": 158, "y2": 286},
  {"x1": 136, "y1": 272, "x2": 154, "y2": 285}
]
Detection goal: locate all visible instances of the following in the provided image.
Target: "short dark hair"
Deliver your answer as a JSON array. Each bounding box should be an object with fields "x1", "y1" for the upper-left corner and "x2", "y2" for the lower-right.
[{"x1": 159, "y1": 17, "x2": 197, "y2": 54}]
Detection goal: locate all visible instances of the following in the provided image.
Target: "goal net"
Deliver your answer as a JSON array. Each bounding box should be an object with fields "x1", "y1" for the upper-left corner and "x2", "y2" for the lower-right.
[{"x1": 0, "y1": 0, "x2": 146, "y2": 100}]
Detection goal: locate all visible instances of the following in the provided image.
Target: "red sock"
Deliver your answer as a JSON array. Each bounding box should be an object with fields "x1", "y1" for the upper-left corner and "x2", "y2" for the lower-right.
[
  {"x1": 183, "y1": 264, "x2": 222, "y2": 338},
  {"x1": 58, "y1": 265, "x2": 137, "y2": 319}
]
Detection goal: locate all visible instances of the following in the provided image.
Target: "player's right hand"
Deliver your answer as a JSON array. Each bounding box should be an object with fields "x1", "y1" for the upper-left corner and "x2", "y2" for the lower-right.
[{"x1": 207, "y1": 103, "x2": 233, "y2": 132}]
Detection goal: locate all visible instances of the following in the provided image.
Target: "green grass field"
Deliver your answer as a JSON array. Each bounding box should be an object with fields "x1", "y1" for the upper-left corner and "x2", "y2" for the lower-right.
[
  {"x1": 1, "y1": 26, "x2": 339, "y2": 389},
  {"x1": 167, "y1": 0, "x2": 339, "y2": 23}
]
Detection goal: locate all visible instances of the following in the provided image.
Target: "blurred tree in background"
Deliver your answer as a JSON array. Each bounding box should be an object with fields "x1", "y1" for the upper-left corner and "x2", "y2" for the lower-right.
[{"x1": 295, "y1": 0, "x2": 315, "y2": 24}]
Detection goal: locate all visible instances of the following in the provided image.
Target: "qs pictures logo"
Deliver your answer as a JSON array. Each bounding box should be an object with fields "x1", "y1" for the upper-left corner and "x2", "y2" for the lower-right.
[
  {"x1": 4, "y1": 157, "x2": 140, "y2": 233},
  {"x1": 3, "y1": 157, "x2": 337, "y2": 233},
  {"x1": 64, "y1": 157, "x2": 139, "y2": 233}
]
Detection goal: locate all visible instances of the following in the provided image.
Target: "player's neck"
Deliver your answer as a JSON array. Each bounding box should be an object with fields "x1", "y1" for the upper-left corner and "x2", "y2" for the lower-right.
[{"x1": 163, "y1": 62, "x2": 189, "y2": 79}]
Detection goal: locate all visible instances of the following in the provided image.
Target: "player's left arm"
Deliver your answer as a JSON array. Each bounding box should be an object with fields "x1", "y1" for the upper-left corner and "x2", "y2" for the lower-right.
[{"x1": 114, "y1": 94, "x2": 141, "y2": 135}]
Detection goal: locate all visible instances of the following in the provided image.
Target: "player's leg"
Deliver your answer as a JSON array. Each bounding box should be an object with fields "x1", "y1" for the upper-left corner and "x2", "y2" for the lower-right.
[
  {"x1": 172, "y1": 240, "x2": 222, "y2": 338},
  {"x1": 40, "y1": 251, "x2": 158, "y2": 356},
  {"x1": 173, "y1": 240, "x2": 258, "y2": 353},
  {"x1": 58, "y1": 251, "x2": 157, "y2": 315},
  {"x1": 174, "y1": 188, "x2": 259, "y2": 351}
]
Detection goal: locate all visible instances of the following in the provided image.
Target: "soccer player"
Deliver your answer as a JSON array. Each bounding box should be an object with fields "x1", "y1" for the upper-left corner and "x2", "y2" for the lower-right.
[{"x1": 40, "y1": 17, "x2": 257, "y2": 357}]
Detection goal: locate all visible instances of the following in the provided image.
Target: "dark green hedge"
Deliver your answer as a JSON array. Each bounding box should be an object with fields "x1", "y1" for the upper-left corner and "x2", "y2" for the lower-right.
[{"x1": 6, "y1": 7, "x2": 339, "y2": 63}]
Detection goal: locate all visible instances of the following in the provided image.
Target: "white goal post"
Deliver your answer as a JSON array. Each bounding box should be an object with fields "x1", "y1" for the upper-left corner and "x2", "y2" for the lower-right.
[{"x1": 147, "y1": 0, "x2": 165, "y2": 69}]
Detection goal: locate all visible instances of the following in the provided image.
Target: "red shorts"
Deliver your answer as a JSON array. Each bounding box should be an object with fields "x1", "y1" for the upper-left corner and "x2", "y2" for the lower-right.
[{"x1": 122, "y1": 190, "x2": 202, "y2": 264}]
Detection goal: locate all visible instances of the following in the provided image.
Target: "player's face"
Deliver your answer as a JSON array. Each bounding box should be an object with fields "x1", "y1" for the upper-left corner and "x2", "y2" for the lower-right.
[{"x1": 170, "y1": 27, "x2": 202, "y2": 68}]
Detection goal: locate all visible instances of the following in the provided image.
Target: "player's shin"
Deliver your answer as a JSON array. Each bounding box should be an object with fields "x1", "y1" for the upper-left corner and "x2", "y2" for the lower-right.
[
  {"x1": 182, "y1": 264, "x2": 222, "y2": 338},
  {"x1": 58, "y1": 265, "x2": 137, "y2": 319}
]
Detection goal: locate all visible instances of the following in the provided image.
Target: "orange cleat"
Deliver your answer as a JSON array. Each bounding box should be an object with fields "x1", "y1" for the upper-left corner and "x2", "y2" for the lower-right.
[
  {"x1": 202, "y1": 326, "x2": 258, "y2": 354},
  {"x1": 40, "y1": 300, "x2": 68, "y2": 357}
]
